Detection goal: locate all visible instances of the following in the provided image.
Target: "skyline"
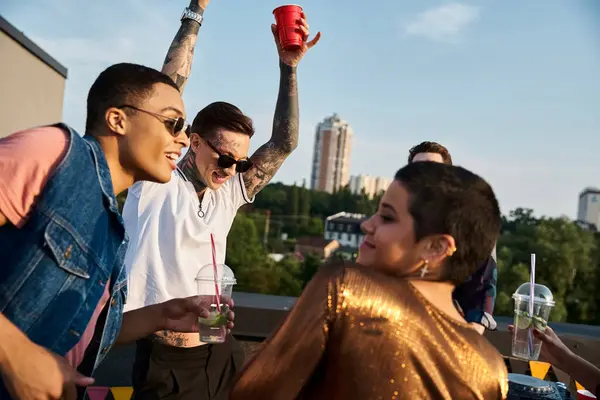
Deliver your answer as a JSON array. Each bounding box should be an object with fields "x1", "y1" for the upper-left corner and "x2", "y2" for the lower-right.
[{"x1": 1, "y1": 0, "x2": 599, "y2": 218}]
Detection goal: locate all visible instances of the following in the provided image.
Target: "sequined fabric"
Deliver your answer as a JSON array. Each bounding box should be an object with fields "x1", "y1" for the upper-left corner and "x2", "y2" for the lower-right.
[{"x1": 230, "y1": 264, "x2": 509, "y2": 400}]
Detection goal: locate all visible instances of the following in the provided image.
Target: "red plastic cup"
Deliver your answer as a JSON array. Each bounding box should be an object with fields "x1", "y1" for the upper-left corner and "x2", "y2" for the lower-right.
[
  {"x1": 577, "y1": 390, "x2": 597, "y2": 400},
  {"x1": 273, "y1": 5, "x2": 304, "y2": 50}
]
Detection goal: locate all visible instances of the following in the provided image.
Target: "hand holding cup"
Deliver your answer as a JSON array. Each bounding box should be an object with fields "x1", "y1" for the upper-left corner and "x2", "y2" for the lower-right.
[{"x1": 272, "y1": 5, "x2": 321, "y2": 67}]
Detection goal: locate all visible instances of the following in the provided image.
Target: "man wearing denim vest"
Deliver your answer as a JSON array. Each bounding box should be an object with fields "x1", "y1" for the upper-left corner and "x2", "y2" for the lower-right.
[
  {"x1": 0, "y1": 63, "x2": 234, "y2": 400},
  {"x1": 408, "y1": 141, "x2": 498, "y2": 335}
]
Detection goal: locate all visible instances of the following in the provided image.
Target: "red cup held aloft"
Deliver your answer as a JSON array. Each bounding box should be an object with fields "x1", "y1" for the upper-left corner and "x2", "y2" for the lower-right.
[
  {"x1": 577, "y1": 389, "x2": 597, "y2": 400},
  {"x1": 273, "y1": 4, "x2": 304, "y2": 51}
]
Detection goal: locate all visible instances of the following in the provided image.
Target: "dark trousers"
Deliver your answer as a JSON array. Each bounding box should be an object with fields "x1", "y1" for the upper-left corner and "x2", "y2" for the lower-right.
[{"x1": 131, "y1": 335, "x2": 245, "y2": 400}]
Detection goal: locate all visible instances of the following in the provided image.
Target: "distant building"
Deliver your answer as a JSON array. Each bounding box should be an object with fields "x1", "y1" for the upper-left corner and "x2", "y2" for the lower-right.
[
  {"x1": 310, "y1": 114, "x2": 353, "y2": 193},
  {"x1": 577, "y1": 187, "x2": 600, "y2": 230},
  {"x1": 349, "y1": 174, "x2": 391, "y2": 198},
  {"x1": 295, "y1": 237, "x2": 340, "y2": 260},
  {"x1": 324, "y1": 212, "x2": 366, "y2": 251},
  {"x1": 0, "y1": 15, "x2": 67, "y2": 137}
]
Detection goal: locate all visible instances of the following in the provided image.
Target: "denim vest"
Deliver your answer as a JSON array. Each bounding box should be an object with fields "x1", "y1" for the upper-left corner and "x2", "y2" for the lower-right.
[{"x1": 0, "y1": 124, "x2": 128, "y2": 383}]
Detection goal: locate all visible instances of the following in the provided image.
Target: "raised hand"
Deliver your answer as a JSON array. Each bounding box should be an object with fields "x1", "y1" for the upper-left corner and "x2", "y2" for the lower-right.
[{"x1": 272, "y1": 14, "x2": 321, "y2": 67}]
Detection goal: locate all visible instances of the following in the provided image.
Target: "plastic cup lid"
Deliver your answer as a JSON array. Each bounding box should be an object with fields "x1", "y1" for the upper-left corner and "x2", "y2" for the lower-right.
[
  {"x1": 512, "y1": 282, "x2": 555, "y2": 306},
  {"x1": 195, "y1": 263, "x2": 235, "y2": 282},
  {"x1": 195, "y1": 276, "x2": 236, "y2": 284},
  {"x1": 512, "y1": 293, "x2": 555, "y2": 306}
]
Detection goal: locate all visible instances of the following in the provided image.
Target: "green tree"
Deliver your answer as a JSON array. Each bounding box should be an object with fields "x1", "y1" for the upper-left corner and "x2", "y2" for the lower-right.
[
  {"x1": 354, "y1": 189, "x2": 376, "y2": 215},
  {"x1": 309, "y1": 189, "x2": 331, "y2": 217},
  {"x1": 289, "y1": 184, "x2": 300, "y2": 235},
  {"x1": 300, "y1": 183, "x2": 311, "y2": 225},
  {"x1": 495, "y1": 210, "x2": 598, "y2": 324},
  {"x1": 252, "y1": 183, "x2": 288, "y2": 215},
  {"x1": 226, "y1": 213, "x2": 273, "y2": 293},
  {"x1": 226, "y1": 213, "x2": 306, "y2": 296},
  {"x1": 296, "y1": 217, "x2": 323, "y2": 238},
  {"x1": 274, "y1": 256, "x2": 304, "y2": 296},
  {"x1": 290, "y1": 184, "x2": 299, "y2": 216}
]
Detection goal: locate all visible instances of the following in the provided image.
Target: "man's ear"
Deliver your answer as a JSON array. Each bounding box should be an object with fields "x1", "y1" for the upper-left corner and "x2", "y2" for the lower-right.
[
  {"x1": 105, "y1": 107, "x2": 128, "y2": 136},
  {"x1": 189, "y1": 132, "x2": 203, "y2": 153}
]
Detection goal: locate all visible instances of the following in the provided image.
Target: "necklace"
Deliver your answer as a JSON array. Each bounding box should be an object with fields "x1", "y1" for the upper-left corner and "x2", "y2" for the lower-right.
[{"x1": 177, "y1": 167, "x2": 206, "y2": 218}]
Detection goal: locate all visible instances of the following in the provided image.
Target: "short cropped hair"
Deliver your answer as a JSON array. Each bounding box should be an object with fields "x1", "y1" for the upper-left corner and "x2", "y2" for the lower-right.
[
  {"x1": 394, "y1": 162, "x2": 500, "y2": 284},
  {"x1": 85, "y1": 63, "x2": 179, "y2": 133},
  {"x1": 191, "y1": 101, "x2": 255, "y2": 139},
  {"x1": 408, "y1": 141, "x2": 453, "y2": 165}
]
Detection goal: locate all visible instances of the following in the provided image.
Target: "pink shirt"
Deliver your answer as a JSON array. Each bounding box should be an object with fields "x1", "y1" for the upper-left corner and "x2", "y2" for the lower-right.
[{"x1": 0, "y1": 126, "x2": 111, "y2": 367}]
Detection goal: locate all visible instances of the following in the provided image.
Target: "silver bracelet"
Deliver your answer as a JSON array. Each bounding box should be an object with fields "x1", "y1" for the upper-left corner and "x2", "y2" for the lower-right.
[{"x1": 181, "y1": 7, "x2": 203, "y2": 25}]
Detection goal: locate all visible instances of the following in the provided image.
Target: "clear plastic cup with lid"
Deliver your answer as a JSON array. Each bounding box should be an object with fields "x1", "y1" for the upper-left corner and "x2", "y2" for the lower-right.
[
  {"x1": 195, "y1": 263, "x2": 236, "y2": 344},
  {"x1": 511, "y1": 282, "x2": 555, "y2": 360}
]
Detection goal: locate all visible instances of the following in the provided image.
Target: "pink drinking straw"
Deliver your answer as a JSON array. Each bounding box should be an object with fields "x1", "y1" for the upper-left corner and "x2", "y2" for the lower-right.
[{"x1": 210, "y1": 233, "x2": 222, "y2": 313}]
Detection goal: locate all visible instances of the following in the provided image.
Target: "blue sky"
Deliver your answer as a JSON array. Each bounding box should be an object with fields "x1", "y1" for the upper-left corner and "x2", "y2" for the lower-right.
[{"x1": 2, "y1": 0, "x2": 599, "y2": 218}]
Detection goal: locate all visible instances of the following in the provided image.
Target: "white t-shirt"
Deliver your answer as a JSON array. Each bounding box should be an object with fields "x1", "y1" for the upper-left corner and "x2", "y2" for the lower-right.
[{"x1": 122, "y1": 168, "x2": 253, "y2": 312}]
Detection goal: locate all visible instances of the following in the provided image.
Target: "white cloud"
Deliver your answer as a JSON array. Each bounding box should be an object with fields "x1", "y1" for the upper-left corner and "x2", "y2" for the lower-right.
[{"x1": 404, "y1": 3, "x2": 480, "y2": 43}]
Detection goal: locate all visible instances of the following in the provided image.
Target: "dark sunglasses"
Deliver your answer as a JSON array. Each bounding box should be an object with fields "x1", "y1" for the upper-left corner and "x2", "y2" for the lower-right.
[
  {"x1": 118, "y1": 105, "x2": 189, "y2": 137},
  {"x1": 204, "y1": 140, "x2": 253, "y2": 173}
]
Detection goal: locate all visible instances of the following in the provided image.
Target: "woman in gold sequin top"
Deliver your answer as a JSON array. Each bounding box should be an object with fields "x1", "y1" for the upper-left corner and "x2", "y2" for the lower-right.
[{"x1": 230, "y1": 162, "x2": 509, "y2": 400}]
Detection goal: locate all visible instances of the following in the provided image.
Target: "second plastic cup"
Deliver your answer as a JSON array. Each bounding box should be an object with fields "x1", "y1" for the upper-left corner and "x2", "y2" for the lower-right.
[
  {"x1": 273, "y1": 5, "x2": 304, "y2": 50},
  {"x1": 511, "y1": 282, "x2": 555, "y2": 360},
  {"x1": 195, "y1": 263, "x2": 236, "y2": 344}
]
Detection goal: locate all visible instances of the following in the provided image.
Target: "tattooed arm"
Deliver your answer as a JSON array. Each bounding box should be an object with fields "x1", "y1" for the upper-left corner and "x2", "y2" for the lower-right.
[
  {"x1": 162, "y1": 0, "x2": 208, "y2": 91},
  {"x1": 243, "y1": 62, "x2": 299, "y2": 198},
  {"x1": 242, "y1": 21, "x2": 321, "y2": 198}
]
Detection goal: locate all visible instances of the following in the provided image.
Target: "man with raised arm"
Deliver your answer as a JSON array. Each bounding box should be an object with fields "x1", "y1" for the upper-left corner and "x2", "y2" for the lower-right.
[{"x1": 121, "y1": 1, "x2": 321, "y2": 399}]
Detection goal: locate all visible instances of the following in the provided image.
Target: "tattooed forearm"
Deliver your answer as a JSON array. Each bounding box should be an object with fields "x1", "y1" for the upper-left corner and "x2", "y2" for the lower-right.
[
  {"x1": 178, "y1": 150, "x2": 207, "y2": 196},
  {"x1": 271, "y1": 62, "x2": 299, "y2": 153},
  {"x1": 243, "y1": 62, "x2": 299, "y2": 198},
  {"x1": 162, "y1": 2, "x2": 203, "y2": 91}
]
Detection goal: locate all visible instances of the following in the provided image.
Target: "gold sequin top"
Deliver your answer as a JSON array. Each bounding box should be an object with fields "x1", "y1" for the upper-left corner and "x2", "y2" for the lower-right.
[{"x1": 231, "y1": 264, "x2": 508, "y2": 400}]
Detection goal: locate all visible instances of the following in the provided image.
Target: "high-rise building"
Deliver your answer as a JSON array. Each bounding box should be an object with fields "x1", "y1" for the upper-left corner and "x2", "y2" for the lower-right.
[
  {"x1": 577, "y1": 187, "x2": 600, "y2": 230},
  {"x1": 310, "y1": 113, "x2": 353, "y2": 193},
  {"x1": 349, "y1": 174, "x2": 391, "y2": 198}
]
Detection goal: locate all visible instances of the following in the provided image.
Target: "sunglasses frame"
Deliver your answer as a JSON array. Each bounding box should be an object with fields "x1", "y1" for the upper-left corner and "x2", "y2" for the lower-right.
[
  {"x1": 117, "y1": 105, "x2": 189, "y2": 137},
  {"x1": 203, "y1": 139, "x2": 253, "y2": 173}
]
